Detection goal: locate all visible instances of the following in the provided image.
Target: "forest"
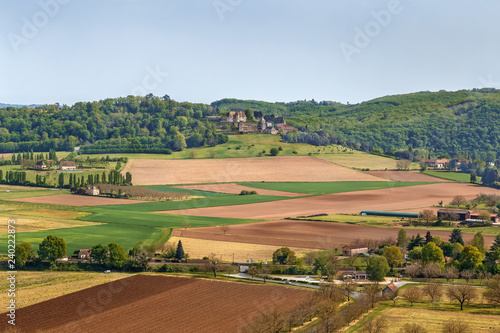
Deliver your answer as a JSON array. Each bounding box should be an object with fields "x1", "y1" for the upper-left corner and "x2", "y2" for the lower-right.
[
  {"x1": 2, "y1": 89, "x2": 500, "y2": 160},
  {"x1": 214, "y1": 89, "x2": 500, "y2": 161},
  {"x1": 0, "y1": 94, "x2": 227, "y2": 153}
]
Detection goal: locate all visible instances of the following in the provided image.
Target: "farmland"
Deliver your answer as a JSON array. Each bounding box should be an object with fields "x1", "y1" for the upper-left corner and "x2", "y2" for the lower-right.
[
  {"x1": 317, "y1": 152, "x2": 418, "y2": 170},
  {"x1": 423, "y1": 170, "x2": 481, "y2": 182},
  {"x1": 0, "y1": 275, "x2": 313, "y2": 333},
  {"x1": 122, "y1": 156, "x2": 385, "y2": 185},
  {"x1": 363, "y1": 171, "x2": 448, "y2": 182},
  {"x1": 7, "y1": 193, "x2": 147, "y2": 206}
]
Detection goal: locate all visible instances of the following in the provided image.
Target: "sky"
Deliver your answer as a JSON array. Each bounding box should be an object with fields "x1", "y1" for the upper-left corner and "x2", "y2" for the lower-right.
[{"x1": 1, "y1": 0, "x2": 500, "y2": 106}]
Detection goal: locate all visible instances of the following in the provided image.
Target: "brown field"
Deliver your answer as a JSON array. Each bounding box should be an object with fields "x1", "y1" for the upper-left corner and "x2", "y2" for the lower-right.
[
  {"x1": 158, "y1": 183, "x2": 500, "y2": 220},
  {"x1": 7, "y1": 194, "x2": 147, "y2": 206},
  {"x1": 0, "y1": 275, "x2": 312, "y2": 333},
  {"x1": 169, "y1": 236, "x2": 313, "y2": 261},
  {"x1": 174, "y1": 183, "x2": 305, "y2": 197},
  {"x1": 122, "y1": 156, "x2": 386, "y2": 185},
  {"x1": 0, "y1": 271, "x2": 129, "y2": 309},
  {"x1": 364, "y1": 171, "x2": 449, "y2": 182},
  {"x1": 173, "y1": 220, "x2": 496, "y2": 250}
]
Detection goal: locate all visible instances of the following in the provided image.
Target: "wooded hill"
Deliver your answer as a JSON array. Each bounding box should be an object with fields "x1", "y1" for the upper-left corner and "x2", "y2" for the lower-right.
[{"x1": 213, "y1": 89, "x2": 500, "y2": 160}]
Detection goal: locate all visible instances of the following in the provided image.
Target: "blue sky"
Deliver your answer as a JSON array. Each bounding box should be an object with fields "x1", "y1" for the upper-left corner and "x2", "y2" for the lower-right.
[{"x1": 1, "y1": 0, "x2": 499, "y2": 105}]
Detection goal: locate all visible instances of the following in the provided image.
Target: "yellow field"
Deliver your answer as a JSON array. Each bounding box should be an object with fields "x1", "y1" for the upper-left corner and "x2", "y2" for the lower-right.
[
  {"x1": 0, "y1": 271, "x2": 131, "y2": 309},
  {"x1": 383, "y1": 308, "x2": 500, "y2": 332},
  {"x1": 169, "y1": 236, "x2": 313, "y2": 262},
  {"x1": 317, "y1": 153, "x2": 418, "y2": 170},
  {"x1": 0, "y1": 210, "x2": 99, "y2": 234}
]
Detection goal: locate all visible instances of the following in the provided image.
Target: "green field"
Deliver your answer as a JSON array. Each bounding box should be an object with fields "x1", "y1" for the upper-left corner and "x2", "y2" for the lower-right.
[
  {"x1": 239, "y1": 181, "x2": 435, "y2": 195},
  {"x1": 78, "y1": 134, "x2": 354, "y2": 160},
  {"x1": 423, "y1": 170, "x2": 480, "y2": 182},
  {"x1": 0, "y1": 188, "x2": 69, "y2": 200},
  {"x1": 143, "y1": 185, "x2": 231, "y2": 197},
  {"x1": 317, "y1": 152, "x2": 419, "y2": 170}
]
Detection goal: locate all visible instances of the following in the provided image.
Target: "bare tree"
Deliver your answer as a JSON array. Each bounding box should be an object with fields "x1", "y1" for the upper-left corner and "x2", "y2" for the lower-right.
[
  {"x1": 443, "y1": 266, "x2": 459, "y2": 282},
  {"x1": 450, "y1": 195, "x2": 467, "y2": 208},
  {"x1": 441, "y1": 319, "x2": 472, "y2": 333},
  {"x1": 400, "y1": 323, "x2": 428, "y2": 333},
  {"x1": 242, "y1": 307, "x2": 287, "y2": 333},
  {"x1": 423, "y1": 281, "x2": 443, "y2": 306},
  {"x1": 396, "y1": 159, "x2": 412, "y2": 170},
  {"x1": 460, "y1": 270, "x2": 475, "y2": 283},
  {"x1": 419, "y1": 209, "x2": 436, "y2": 225},
  {"x1": 220, "y1": 225, "x2": 230, "y2": 235},
  {"x1": 402, "y1": 286, "x2": 423, "y2": 307},
  {"x1": 247, "y1": 266, "x2": 259, "y2": 279},
  {"x1": 345, "y1": 253, "x2": 359, "y2": 267},
  {"x1": 422, "y1": 262, "x2": 442, "y2": 280},
  {"x1": 209, "y1": 151, "x2": 217, "y2": 158},
  {"x1": 182, "y1": 221, "x2": 191, "y2": 230},
  {"x1": 485, "y1": 194, "x2": 500, "y2": 208},
  {"x1": 365, "y1": 284, "x2": 382, "y2": 309},
  {"x1": 204, "y1": 253, "x2": 222, "y2": 277},
  {"x1": 360, "y1": 315, "x2": 388, "y2": 333},
  {"x1": 484, "y1": 275, "x2": 500, "y2": 305},
  {"x1": 447, "y1": 284, "x2": 478, "y2": 310},
  {"x1": 405, "y1": 262, "x2": 422, "y2": 280},
  {"x1": 342, "y1": 277, "x2": 357, "y2": 301}
]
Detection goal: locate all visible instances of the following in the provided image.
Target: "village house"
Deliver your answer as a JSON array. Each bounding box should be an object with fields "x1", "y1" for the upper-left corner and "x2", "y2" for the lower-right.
[
  {"x1": 423, "y1": 158, "x2": 449, "y2": 169},
  {"x1": 342, "y1": 245, "x2": 369, "y2": 256},
  {"x1": 60, "y1": 161, "x2": 77, "y2": 171},
  {"x1": 437, "y1": 208, "x2": 471, "y2": 221},
  {"x1": 87, "y1": 186, "x2": 100, "y2": 196},
  {"x1": 223, "y1": 111, "x2": 247, "y2": 123},
  {"x1": 74, "y1": 249, "x2": 91, "y2": 260},
  {"x1": 335, "y1": 267, "x2": 369, "y2": 280},
  {"x1": 35, "y1": 161, "x2": 47, "y2": 170},
  {"x1": 382, "y1": 283, "x2": 398, "y2": 298}
]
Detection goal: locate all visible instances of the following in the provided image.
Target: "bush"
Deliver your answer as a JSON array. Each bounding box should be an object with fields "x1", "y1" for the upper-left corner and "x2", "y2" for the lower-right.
[
  {"x1": 270, "y1": 148, "x2": 280, "y2": 156},
  {"x1": 240, "y1": 190, "x2": 257, "y2": 195}
]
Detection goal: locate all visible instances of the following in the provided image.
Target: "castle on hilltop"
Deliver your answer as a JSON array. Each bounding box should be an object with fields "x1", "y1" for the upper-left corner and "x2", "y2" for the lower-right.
[{"x1": 207, "y1": 111, "x2": 295, "y2": 135}]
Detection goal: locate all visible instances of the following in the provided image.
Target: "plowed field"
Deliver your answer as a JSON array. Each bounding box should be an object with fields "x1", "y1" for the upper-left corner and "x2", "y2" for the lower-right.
[
  {"x1": 122, "y1": 156, "x2": 385, "y2": 185},
  {"x1": 158, "y1": 183, "x2": 500, "y2": 219},
  {"x1": 173, "y1": 220, "x2": 496, "y2": 250},
  {"x1": 0, "y1": 275, "x2": 312, "y2": 333}
]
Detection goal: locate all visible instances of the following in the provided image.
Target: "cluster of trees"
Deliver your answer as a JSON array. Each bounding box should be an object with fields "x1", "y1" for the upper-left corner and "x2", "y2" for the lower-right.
[
  {"x1": 67, "y1": 171, "x2": 132, "y2": 190},
  {"x1": 15, "y1": 235, "x2": 67, "y2": 267},
  {"x1": 0, "y1": 95, "x2": 228, "y2": 154}
]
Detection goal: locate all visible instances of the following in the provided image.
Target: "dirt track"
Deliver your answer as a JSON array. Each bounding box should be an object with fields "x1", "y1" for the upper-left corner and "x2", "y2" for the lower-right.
[
  {"x1": 174, "y1": 220, "x2": 496, "y2": 249},
  {"x1": 0, "y1": 275, "x2": 312, "y2": 333},
  {"x1": 174, "y1": 183, "x2": 305, "y2": 197},
  {"x1": 158, "y1": 183, "x2": 500, "y2": 220},
  {"x1": 363, "y1": 171, "x2": 449, "y2": 182},
  {"x1": 7, "y1": 194, "x2": 146, "y2": 206},
  {"x1": 122, "y1": 156, "x2": 386, "y2": 185}
]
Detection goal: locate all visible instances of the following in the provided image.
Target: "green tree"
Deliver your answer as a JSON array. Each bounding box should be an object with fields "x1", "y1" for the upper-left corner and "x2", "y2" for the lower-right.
[
  {"x1": 58, "y1": 173, "x2": 65, "y2": 188},
  {"x1": 490, "y1": 234, "x2": 500, "y2": 252},
  {"x1": 15, "y1": 242, "x2": 35, "y2": 267},
  {"x1": 108, "y1": 242, "x2": 128, "y2": 268},
  {"x1": 382, "y1": 246, "x2": 403, "y2": 269},
  {"x1": 397, "y1": 229, "x2": 408, "y2": 249},
  {"x1": 244, "y1": 109, "x2": 255, "y2": 121},
  {"x1": 449, "y1": 229, "x2": 464, "y2": 245},
  {"x1": 90, "y1": 244, "x2": 109, "y2": 265},
  {"x1": 270, "y1": 147, "x2": 280, "y2": 156},
  {"x1": 471, "y1": 232, "x2": 485, "y2": 254},
  {"x1": 421, "y1": 242, "x2": 444, "y2": 264},
  {"x1": 425, "y1": 231, "x2": 433, "y2": 244},
  {"x1": 459, "y1": 245, "x2": 483, "y2": 271},
  {"x1": 38, "y1": 235, "x2": 67, "y2": 264},
  {"x1": 366, "y1": 255, "x2": 390, "y2": 281},
  {"x1": 175, "y1": 240, "x2": 185, "y2": 261},
  {"x1": 272, "y1": 247, "x2": 296, "y2": 265}
]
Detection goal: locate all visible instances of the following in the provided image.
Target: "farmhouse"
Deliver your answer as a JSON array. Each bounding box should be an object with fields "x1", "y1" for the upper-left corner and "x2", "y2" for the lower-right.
[
  {"x1": 423, "y1": 158, "x2": 449, "y2": 169},
  {"x1": 382, "y1": 283, "x2": 398, "y2": 297},
  {"x1": 342, "y1": 245, "x2": 368, "y2": 256},
  {"x1": 35, "y1": 161, "x2": 47, "y2": 170},
  {"x1": 87, "y1": 186, "x2": 100, "y2": 196},
  {"x1": 74, "y1": 249, "x2": 91, "y2": 260},
  {"x1": 60, "y1": 161, "x2": 76, "y2": 170},
  {"x1": 223, "y1": 111, "x2": 247, "y2": 123},
  {"x1": 437, "y1": 208, "x2": 471, "y2": 221},
  {"x1": 469, "y1": 211, "x2": 499, "y2": 223},
  {"x1": 237, "y1": 122, "x2": 259, "y2": 134},
  {"x1": 336, "y1": 267, "x2": 369, "y2": 280}
]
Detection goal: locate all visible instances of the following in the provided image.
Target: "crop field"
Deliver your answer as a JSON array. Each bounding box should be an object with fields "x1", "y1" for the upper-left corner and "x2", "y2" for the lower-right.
[
  {"x1": 0, "y1": 271, "x2": 129, "y2": 309},
  {"x1": 7, "y1": 193, "x2": 147, "y2": 206},
  {"x1": 161, "y1": 183, "x2": 500, "y2": 219},
  {"x1": 0, "y1": 188, "x2": 69, "y2": 200},
  {"x1": 363, "y1": 171, "x2": 448, "y2": 182},
  {"x1": 0, "y1": 275, "x2": 313, "y2": 332},
  {"x1": 174, "y1": 183, "x2": 305, "y2": 196},
  {"x1": 317, "y1": 152, "x2": 418, "y2": 170},
  {"x1": 423, "y1": 170, "x2": 481, "y2": 182},
  {"x1": 172, "y1": 220, "x2": 496, "y2": 249},
  {"x1": 169, "y1": 236, "x2": 313, "y2": 262},
  {"x1": 122, "y1": 156, "x2": 385, "y2": 185},
  {"x1": 238, "y1": 181, "x2": 433, "y2": 195}
]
